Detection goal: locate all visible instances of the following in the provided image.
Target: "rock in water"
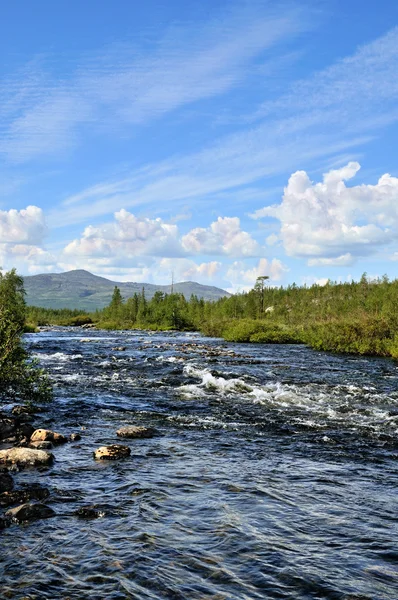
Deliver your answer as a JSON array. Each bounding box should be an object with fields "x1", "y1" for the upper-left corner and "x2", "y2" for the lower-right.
[
  {"x1": 30, "y1": 429, "x2": 68, "y2": 444},
  {"x1": 69, "y1": 433, "x2": 81, "y2": 442},
  {"x1": 29, "y1": 441, "x2": 53, "y2": 450},
  {"x1": 0, "y1": 486, "x2": 50, "y2": 507},
  {"x1": 6, "y1": 503, "x2": 55, "y2": 523},
  {"x1": 0, "y1": 472, "x2": 14, "y2": 493},
  {"x1": 116, "y1": 426, "x2": 156, "y2": 439},
  {"x1": 74, "y1": 506, "x2": 102, "y2": 519},
  {"x1": 11, "y1": 405, "x2": 37, "y2": 417},
  {"x1": 93, "y1": 445, "x2": 131, "y2": 460},
  {"x1": 0, "y1": 448, "x2": 54, "y2": 467}
]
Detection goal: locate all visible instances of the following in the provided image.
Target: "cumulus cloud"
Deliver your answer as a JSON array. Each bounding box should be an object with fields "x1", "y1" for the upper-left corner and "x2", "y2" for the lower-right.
[
  {"x1": 0, "y1": 244, "x2": 57, "y2": 274},
  {"x1": 182, "y1": 216, "x2": 261, "y2": 257},
  {"x1": 226, "y1": 257, "x2": 288, "y2": 291},
  {"x1": 308, "y1": 253, "x2": 354, "y2": 267},
  {"x1": 0, "y1": 206, "x2": 55, "y2": 273},
  {"x1": 63, "y1": 209, "x2": 183, "y2": 261},
  {"x1": 0, "y1": 205, "x2": 46, "y2": 244},
  {"x1": 157, "y1": 258, "x2": 221, "y2": 284},
  {"x1": 251, "y1": 162, "x2": 398, "y2": 264},
  {"x1": 63, "y1": 210, "x2": 262, "y2": 269}
]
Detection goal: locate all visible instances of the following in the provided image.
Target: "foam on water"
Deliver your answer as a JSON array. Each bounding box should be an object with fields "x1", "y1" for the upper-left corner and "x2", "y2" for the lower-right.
[
  {"x1": 181, "y1": 364, "x2": 398, "y2": 439},
  {"x1": 33, "y1": 351, "x2": 83, "y2": 361}
]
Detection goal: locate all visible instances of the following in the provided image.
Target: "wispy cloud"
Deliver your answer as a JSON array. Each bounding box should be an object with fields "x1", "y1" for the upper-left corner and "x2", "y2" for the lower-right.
[
  {"x1": 0, "y1": 3, "x2": 309, "y2": 163},
  {"x1": 47, "y1": 24, "x2": 398, "y2": 228}
]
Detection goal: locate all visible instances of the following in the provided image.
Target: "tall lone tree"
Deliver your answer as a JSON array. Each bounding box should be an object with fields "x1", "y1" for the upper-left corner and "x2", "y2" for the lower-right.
[{"x1": 254, "y1": 275, "x2": 270, "y2": 316}]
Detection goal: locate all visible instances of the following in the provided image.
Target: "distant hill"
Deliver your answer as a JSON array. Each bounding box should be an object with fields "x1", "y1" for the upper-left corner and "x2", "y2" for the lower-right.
[{"x1": 23, "y1": 269, "x2": 230, "y2": 311}]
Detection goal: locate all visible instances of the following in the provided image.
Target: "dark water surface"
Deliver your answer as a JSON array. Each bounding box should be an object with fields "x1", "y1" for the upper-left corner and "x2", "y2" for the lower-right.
[{"x1": 1, "y1": 328, "x2": 398, "y2": 599}]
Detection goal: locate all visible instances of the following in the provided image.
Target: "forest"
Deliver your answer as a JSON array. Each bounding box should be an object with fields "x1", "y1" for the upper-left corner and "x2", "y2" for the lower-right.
[{"x1": 26, "y1": 273, "x2": 398, "y2": 359}]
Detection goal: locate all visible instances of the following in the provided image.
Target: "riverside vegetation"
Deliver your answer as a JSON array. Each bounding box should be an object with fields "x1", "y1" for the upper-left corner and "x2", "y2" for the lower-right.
[
  {"x1": 26, "y1": 273, "x2": 398, "y2": 359},
  {"x1": 0, "y1": 269, "x2": 52, "y2": 404}
]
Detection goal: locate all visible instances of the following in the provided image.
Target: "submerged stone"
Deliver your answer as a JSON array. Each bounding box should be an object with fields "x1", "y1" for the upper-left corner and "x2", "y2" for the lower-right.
[
  {"x1": 0, "y1": 472, "x2": 14, "y2": 493},
  {"x1": 74, "y1": 506, "x2": 102, "y2": 519},
  {"x1": 0, "y1": 447, "x2": 54, "y2": 467},
  {"x1": 0, "y1": 486, "x2": 50, "y2": 507},
  {"x1": 69, "y1": 433, "x2": 82, "y2": 442},
  {"x1": 116, "y1": 426, "x2": 156, "y2": 439},
  {"x1": 93, "y1": 445, "x2": 131, "y2": 460},
  {"x1": 11, "y1": 405, "x2": 37, "y2": 417},
  {"x1": 6, "y1": 502, "x2": 55, "y2": 523}
]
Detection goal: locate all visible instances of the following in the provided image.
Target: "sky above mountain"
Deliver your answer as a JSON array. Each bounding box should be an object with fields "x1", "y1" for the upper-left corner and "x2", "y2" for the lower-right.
[{"x1": 1, "y1": 0, "x2": 398, "y2": 291}]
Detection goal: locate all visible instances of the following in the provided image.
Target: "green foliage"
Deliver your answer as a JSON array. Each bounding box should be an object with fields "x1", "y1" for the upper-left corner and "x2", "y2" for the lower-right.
[
  {"x1": 222, "y1": 319, "x2": 302, "y2": 344},
  {"x1": 0, "y1": 269, "x2": 52, "y2": 403},
  {"x1": 27, "y1": 306, "x2": 95, "y2": 326},
  {"x1": 30, "y1": 271, "x2": 398, "y2": 360}
]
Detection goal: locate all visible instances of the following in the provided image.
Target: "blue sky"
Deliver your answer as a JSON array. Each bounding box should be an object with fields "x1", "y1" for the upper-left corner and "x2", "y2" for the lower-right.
[{"x1": 1, "y1": 0, "x2": 398, "y2": 291}]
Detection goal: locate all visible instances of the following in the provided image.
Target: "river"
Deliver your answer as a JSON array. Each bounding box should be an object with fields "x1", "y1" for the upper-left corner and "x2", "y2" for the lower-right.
[{"x1": 1, "y1": 328, "x2": 398, "y2": 599}]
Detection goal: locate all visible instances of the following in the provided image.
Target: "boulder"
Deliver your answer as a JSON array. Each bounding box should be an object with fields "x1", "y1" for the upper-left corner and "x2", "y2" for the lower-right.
[
  {"x1": 111, "y1": 346, "x2": 126, "y2": 351},
  {"x1": 30, "y1": 429, "x2": 68, "y2": 445},
  {"x1": 0, "y1": 447, "x2": 54, "y2": 467},
  {"x1": 0, "y1": 486, "x2": 49, "y2": 507},
  {"x1": 116, "y1": 425, "x2": 156, "y2": 439},
  {"x1": 69, "y1": 433, "x2": 82, "y2": 442},
  {"x1": 6, "y1": 502, "x2": 55, "y2": 523},
  {"x1": 0, "y1": 472, "x2": 14, "y2": 493},
  {"x1": 93, "y1": 445, "x2": 131, "y2": 460}
]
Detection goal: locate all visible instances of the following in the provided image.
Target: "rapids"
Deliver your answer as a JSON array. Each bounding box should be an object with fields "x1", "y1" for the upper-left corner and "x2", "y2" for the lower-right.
[{"x1": 1, "y1": 327, "x2": 398, "y2": 599}]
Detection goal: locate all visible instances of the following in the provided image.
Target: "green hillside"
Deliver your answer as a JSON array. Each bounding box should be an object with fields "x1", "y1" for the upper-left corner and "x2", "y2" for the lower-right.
[{"x1": 23, "y1": 269, "x2": 230, "y2": 310}]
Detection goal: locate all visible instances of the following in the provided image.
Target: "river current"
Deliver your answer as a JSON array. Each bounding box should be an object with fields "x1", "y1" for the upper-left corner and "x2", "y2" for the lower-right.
[{"x1": 1, "y1": 328, "x2": 398, "y2": 599}]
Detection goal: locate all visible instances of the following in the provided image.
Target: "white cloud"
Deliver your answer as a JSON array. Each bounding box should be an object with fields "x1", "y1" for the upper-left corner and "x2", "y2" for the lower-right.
[
  {"x1": 63, "y1": 210, "x2": 183, "y2": 261},
  {"x1": 308, "y1": 254, "x2": 354, "y2": 267},
  {"x1": 0, "y1": 5, "x2": 308, "y2": 163},
  {"x1": 252, "y1": 162, "x2": 398, "y2": 264},
  {"x1": 157, "y1": 258, "x2": 221, "y2": 284},
  {"x1": 0, "y1": 243, "x2": 57, "y2": 274},
  {"x1": 63, "y1": 210, "x2": 261, "y2": 267},
  {"x1": 266, "y1": 233, "x2": 279, "y2": 246},
  {"x1": 0, "y1": 205, "x2": 54, "y2": 273},
  {"x1": 45, "y1": 25, "x2": 398, "y2": 229},
  {"x1": 0, "y1": 205, "x2": 46, "y2": 244},
  {"x1": 226, "y1": 257, "x2": 288, "y2": 291},
  {"x1": 182, "y1": 217, "x2": 260, "y2": 257}
]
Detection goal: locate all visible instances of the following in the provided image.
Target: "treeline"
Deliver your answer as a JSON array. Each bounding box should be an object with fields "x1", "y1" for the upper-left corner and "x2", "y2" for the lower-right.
[{"x1": 27, "y1": 274, "x2": 398, "y2": 359}]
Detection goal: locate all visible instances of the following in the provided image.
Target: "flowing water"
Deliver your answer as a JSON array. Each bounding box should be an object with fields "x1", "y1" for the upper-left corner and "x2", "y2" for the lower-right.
[{"x1": 1, "y1": 328, "x2": 398, "y2": 599}]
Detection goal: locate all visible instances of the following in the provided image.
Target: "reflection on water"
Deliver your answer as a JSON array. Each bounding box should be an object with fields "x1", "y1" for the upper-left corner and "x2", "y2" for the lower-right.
[{"x1": 1, "y1": 328, "x2": 398, "y2": 599}]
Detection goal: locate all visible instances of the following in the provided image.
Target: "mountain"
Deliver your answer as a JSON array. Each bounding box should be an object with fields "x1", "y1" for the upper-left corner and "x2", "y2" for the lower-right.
[{"x1": 23, "y1": 269, "x2": 230, "y2": 310}]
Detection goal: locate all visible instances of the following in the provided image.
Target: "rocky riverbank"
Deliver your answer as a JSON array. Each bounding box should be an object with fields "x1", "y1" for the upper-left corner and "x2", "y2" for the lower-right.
[{"x1": 0, "y1": 406, "x2": 154, "y2": 527}]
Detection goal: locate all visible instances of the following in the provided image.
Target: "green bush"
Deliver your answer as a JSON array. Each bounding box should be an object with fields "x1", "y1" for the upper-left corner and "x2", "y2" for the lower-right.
[{"x1": 0, "y1": 270, "x2": 52, "y2": 403}]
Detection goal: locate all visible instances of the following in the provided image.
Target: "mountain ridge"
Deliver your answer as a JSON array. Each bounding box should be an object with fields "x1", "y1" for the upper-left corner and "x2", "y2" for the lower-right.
[{"x1": 23, "y1": 269, "x2": 230, "y2": 310}]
